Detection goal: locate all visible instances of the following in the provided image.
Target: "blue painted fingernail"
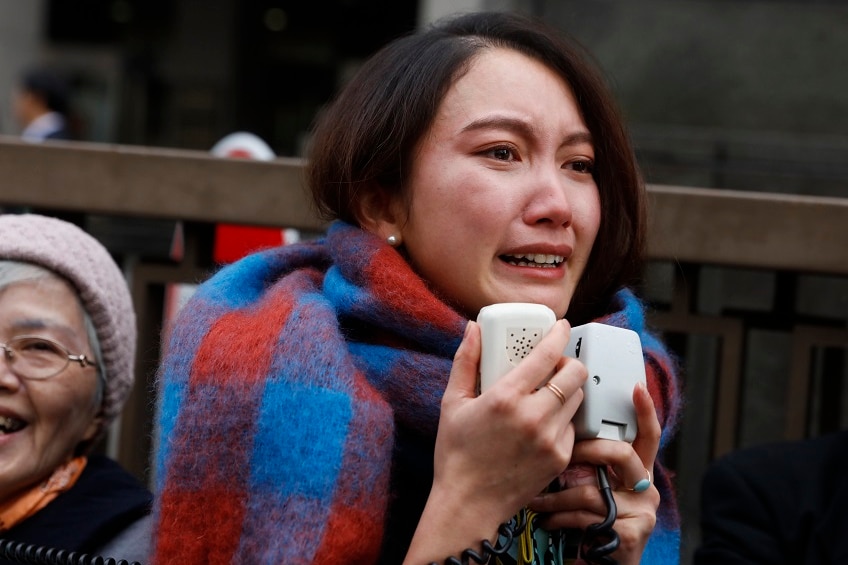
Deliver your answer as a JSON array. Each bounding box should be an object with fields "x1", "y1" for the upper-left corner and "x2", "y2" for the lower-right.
[{"x1": 632, "y1": 478, "x2": 651, "y2": 493}]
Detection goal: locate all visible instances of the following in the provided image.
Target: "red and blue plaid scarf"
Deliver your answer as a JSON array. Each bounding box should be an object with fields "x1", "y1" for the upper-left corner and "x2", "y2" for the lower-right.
[{"x1": 151, "y1": 221, "x2": 681, "y2": 564}]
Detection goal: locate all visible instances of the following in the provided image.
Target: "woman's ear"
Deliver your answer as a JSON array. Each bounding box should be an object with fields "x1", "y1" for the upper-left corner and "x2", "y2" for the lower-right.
[
  {"x1": 81, "y1": 415, "x2": 103, "y2": 444},
  {"x1": 354, "y1": 186, "x2": 406, "y2": 242}
]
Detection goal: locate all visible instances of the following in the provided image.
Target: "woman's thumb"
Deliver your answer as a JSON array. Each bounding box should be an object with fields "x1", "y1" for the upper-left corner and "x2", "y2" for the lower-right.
[{"x1": 444, "y1": 321, "x2": 482, "y2": 401}]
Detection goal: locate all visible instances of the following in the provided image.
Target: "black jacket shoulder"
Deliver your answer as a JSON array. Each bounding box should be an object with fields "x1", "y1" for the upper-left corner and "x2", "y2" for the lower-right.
[
  {"x1": 1, "y1": 455, "x2": 152, "y2": 561},
  {"x1": 695, "y1": 430, "x2": 848, "y2": 565}
]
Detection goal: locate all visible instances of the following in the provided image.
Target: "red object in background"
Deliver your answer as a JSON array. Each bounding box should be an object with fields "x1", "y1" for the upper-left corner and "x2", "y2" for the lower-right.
[
  {"x1": 213, "y1": 224, "x2": 287, "y2": 264},
  {"x1": 164, "y1": 133, "x2": 299, "y2": 351},
  {"x1": 208, "y1": 132, "x2": 299, "y2": 264}
]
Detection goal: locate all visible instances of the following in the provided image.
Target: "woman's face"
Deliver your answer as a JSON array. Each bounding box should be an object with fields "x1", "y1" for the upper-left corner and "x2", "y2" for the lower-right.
[
  {"x1": 387, "y1": 47, "x2": 601, "y2": 319},
  {"x1": 0, "y1": 278, "x2": 100, "y2": 501}
]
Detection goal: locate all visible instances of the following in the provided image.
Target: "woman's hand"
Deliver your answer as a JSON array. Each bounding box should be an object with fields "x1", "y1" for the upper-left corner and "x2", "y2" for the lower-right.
[
  {"x1": 528, "y1": 381, "x2": 662, "y2": 565},
  {"x1": 404, "y1": 319, "x2": 587, "y2": 564}
]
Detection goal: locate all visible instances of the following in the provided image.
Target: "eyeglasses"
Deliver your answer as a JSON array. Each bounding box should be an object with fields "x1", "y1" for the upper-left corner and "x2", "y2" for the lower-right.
[{"x1": 0, "y1": 335, "x2": 97, "y2": 380}]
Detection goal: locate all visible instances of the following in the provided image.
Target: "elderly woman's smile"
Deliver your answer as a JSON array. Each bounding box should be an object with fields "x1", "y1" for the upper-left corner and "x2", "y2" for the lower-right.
[
  {"x1": 0, "y1": 278, "x2": 101, "y2": 503},
  {"x1": 0, "y1": 414, "x2": 26, "y2": 434},
  {"x1": 0, "y1": 214, "x2": 149, "y2": 560}
]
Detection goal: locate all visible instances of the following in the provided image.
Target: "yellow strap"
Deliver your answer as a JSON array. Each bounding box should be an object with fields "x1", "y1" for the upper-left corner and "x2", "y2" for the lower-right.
[{"x1": 518, "y1": 508, "x2": 538, "y2": 565}]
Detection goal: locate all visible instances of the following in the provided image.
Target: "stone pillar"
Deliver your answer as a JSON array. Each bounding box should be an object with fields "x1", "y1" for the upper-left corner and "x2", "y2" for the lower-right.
[
  {"x1": 0, "y1": 0, "x2": 46, "y2": 135},
  {"x1": 417, "y1": 0, "x2": 519, "y2": 27}
]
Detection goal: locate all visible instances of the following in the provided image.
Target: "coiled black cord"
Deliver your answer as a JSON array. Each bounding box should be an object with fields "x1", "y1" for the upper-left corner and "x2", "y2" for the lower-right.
[
  {"x1": 432, "y1": 465, "x2": 624, "y2": 565},
  {"x1": 429, "y1": 514, "x2": 522, "y2": 565},
  {"x1": 580, "y1": 466, "x2": 620, "y2": 565},
  {"x1": 0, "y1": 539, "x2": 141, "y2": 565}
]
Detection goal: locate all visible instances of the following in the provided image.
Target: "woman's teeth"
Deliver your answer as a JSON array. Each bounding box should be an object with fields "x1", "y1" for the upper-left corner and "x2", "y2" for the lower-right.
[
  {"x1": 0, "y1": 415, "x2": 25, "y2": 434},
  {"x1": 503, "y1": 253, "x2": 564, "y2": 268}
]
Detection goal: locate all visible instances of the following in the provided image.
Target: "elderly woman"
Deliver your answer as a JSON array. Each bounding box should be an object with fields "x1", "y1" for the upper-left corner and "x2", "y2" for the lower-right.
[{"x1": 0, "y1": 214, "x2": 151, "y2": 562}]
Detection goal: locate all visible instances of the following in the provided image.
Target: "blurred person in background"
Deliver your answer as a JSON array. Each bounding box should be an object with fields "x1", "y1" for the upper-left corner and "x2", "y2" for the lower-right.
[
  {"x1": 0, "y1": 214, "x2": 151, "y2": 563},
  {"x1": 13, "y1": 67, "x2": 75, "y2": 142},
  {"x1": 695, "y1": 429, "x2": 848, "y2": 564}
]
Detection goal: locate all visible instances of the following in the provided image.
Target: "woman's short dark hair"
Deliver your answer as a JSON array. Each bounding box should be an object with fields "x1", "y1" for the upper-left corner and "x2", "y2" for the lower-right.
[
  {"x1": 307, "y1": 10, "x2": 646, "y2": 323},
  {"x1": 21, "y1": 67, "x2": 71, "y2": 115}
]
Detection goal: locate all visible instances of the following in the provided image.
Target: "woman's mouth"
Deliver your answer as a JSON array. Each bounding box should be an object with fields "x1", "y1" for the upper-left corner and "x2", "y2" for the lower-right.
[
  {"x1": 0, "y1": 415, "x2": 26, "y2": 434},
  {"x1": 501, "y1": 253, "x2": 564, "y2": 268}
]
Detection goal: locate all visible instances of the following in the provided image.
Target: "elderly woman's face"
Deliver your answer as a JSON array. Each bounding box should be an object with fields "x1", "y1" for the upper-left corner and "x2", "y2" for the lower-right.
[
  {"x1": 384, "y1": 47, "x2": 601, "y2": 319},
  {"x1": 0, "y1": 277, "x2": 100, "y2": 501}
]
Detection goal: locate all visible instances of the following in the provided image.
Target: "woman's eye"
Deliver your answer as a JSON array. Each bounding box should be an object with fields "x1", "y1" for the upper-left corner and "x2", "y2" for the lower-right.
[
  {"x1": 492, "y1": 148, "x2": 511, "y2": 160},
  {"x1": 566, "y1": 159, "x2": 594, "y2": 174},
  {"x1": 484, "y1": 146, "x2": 516, "y2": 161},
  {"x1": 17, "y1": 338, "x2": 61, "y2": 355}
]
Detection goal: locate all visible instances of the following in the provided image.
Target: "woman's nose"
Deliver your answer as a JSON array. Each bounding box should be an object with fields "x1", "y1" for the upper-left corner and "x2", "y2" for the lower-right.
[
  {"x1": 0, "y1": 348, "x2": 23, "y2": 391},
  {"x1": 522, "y1": 166, "x2": 572, "y2": 227}
]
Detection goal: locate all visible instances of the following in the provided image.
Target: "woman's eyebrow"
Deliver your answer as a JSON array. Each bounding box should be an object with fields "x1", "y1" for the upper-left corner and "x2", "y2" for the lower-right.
[
  {"x1": 561, "y1": 131, "x2": 594, "y2": 147},
  {"x1": 8, "y1": 318, "x2": 49, "y2": 332},
  {"x1": 7, "y1": 318, "x2": 79, "y2": 343},
  {"x1": 459, "y1": 116, "x2": 593, "y2": 147},
  {"x1": 460, "y1": 116, "x2": 537, "y2": 138}
]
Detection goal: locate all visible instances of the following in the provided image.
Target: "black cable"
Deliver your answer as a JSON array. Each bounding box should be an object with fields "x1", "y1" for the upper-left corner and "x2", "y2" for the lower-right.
[
  {"x1": 0, "y1": 539, "x2": 141, "y2": 565},
  {"x1": 430, "y1": 515, "x2": 522, "y2": 565},
  {"x1": 431, "y1": 463, "x2": 624, "y2": 565},
  {"x1": 580, "y1": 466, "x2": 620, "y2": 565}
]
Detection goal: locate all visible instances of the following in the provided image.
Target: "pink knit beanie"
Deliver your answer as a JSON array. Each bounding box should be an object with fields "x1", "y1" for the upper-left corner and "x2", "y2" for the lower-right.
[{"x1": 0, "y1": 214, "x2": 136, "y2": 436}]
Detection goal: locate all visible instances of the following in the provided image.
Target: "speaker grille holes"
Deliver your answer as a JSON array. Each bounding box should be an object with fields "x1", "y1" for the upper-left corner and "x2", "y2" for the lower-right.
[{"x1": 506, "y1": 327, "x2": 544, "y2": 364}]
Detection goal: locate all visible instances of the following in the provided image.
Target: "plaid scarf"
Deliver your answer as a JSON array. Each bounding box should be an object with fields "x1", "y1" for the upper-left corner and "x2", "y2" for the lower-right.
[{"x1": 151, "y1": 221, "x2": 681, "y2": 564}]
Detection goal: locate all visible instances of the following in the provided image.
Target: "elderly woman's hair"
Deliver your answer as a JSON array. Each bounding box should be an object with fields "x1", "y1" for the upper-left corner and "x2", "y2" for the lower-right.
[
  {"x1": 0, "y1": 261, "x2": 105, "y2": 408},
  {"x1": 307, "y1": 11, "x2": 646, "y2": 323}
]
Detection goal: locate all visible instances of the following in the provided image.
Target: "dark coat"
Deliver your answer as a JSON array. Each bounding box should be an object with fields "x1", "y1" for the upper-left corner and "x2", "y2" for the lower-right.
[
  {"x1": 0, "y1": 454, "x2": 152, "y2": 564},
  {"x1": 43, "y1": 126, "x2": 72, "y2": 141},
  {"x1": 694, "y1": 430, "x2": 848, "y2": 565}
]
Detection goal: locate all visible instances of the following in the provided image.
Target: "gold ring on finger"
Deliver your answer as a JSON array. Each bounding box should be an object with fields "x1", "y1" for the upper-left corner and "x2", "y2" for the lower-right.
[{"x1": 543, "y1": 381, "x2": 567, "y2": 406}]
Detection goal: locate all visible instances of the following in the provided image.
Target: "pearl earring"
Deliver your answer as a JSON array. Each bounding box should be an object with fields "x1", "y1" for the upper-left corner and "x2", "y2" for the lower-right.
[{"x1": 386, "y1": 235, "x2": 400, "y2": 247}]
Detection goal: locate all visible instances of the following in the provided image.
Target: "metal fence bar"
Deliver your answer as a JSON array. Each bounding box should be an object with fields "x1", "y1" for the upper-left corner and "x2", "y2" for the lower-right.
[{"x1": 2, "y1": 136, "x2": 848, "y2": 276}]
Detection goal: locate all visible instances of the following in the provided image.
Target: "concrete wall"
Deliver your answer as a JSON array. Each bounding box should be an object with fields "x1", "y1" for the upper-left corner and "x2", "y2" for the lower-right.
[
  {"x1": 538, "y1": 0, "x2": 848, "y2": 197},
  {"x1": 0, "y1": 0, "x2": 45, "y2": 135},
  {"x1": 421, "y1": 0, "x2": 848, "y2": 196},
  {"x1": 547, "y1": 1, "x2": 848, "y2": 134}
]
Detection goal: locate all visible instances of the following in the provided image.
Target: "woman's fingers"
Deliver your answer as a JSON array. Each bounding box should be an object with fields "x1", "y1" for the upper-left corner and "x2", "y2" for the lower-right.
[
  {"x1": 538, "y1": 365, "x2": 585, "y2": 419},
  {"x1": 500, "y1": 319, "x2": 574, "y2": 393},
  {"x1": 478, "y1": 319, "x2": 587, "y2": 422},
  {"x1": 531, "y1": 484, "x2": 607, "y2": 517},
  {"x1": 442, "y1": 321, "x2": 482, "y2": 402},
  {"x1": 521, "y1": 376, "x2": 661, "y2": 565},
  {"x1": 610, "y1": 381, "x2": 662, "y2": 492},
  {"x1": 436, "y1": 319, "x2": 581, "y2": 505},
  {"x1": 529, "y1": 464, "x2": 660, "y2": 535},
  {"x1": 567, "y1": 383, "x2": 661, "y2": 491},
  {"x1": 630, "y1": 381, "x2": 661, "y2": 469},
  {"x1": 435, "y1": 317, "x2": 595, "y2": 519}
]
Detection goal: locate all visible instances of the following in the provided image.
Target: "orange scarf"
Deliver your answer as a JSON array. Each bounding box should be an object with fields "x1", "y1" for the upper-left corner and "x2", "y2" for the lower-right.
[{"x1": 0, "y1": 456, "x2": 87, "y2": 531}]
